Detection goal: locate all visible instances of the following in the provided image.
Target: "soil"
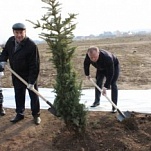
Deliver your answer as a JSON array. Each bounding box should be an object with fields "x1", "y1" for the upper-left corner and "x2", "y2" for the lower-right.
[{"x1": 0, "y1": 35, "x2": 151, "y2": 151}]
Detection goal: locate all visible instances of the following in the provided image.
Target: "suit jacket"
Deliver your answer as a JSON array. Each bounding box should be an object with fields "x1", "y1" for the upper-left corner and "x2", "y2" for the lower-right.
[
  {"x1": 84, "y1": 49, "x2": 119, "y2": 88},
  {"x1": 0, "y1": 36, "x2": 40, "y2": 88}
]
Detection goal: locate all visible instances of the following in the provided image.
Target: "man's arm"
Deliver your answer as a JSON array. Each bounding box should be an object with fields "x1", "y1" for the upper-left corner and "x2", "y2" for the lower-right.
[
  {"x1": 84, "y1": 54, "x2": 91, "y2": 76},
  {"x1": 28, "y1": 44, "x2": 40, "y2": 85},
  {"x1": 104, "y1": 58, "x2": 114, "y2": 89},
  {"x1": 0, "y1": 42, "x2": 9, "y2": 63}
]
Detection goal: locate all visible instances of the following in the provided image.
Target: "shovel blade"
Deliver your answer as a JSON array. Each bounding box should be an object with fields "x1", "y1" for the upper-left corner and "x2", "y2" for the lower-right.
[
  {"x1": 48, "y1": 107, "x2": 58, "y2": 117},
  {"x1": 117, "y1": 111, "x2": 131, "y2": 122},
  {"x1": 117, "y1": 113, "x2": 125, "y2": 122},
  {"x1": 123, "y1": 111, "x2": 131, "y2": 118}
]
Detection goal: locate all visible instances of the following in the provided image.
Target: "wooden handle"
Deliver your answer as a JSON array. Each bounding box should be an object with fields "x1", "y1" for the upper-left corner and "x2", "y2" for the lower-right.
[
  {"x1": 89, "y1": 78, "x2": 118, "y2": 109},
  {"x1": 5, "y1": 64, "x2": 53, "y2": 107}
]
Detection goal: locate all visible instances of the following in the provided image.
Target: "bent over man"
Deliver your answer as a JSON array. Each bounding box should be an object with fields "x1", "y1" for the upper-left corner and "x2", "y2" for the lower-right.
[{"x1": 84, "y1": 46, "x2": 120, "y2": 113}]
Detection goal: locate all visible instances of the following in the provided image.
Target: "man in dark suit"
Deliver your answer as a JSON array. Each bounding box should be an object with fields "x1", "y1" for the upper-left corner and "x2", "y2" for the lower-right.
[
  {"x1": 0, "y1": 23, "x2": 41, "y2": 124},
  {"x1": 84, "y1": 46, "x2": 120, "y2": 113}
]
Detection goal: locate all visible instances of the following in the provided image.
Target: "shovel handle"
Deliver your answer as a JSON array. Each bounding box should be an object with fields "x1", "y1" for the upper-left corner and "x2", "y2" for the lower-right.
[
  {"x1": 5, "y1": 64, "x2": 54, "y2": 108},
  {"x1": 89, "y1": 78, "x2": 117, "y2": 109},
  {"x1": 90, "y1": 78, "x2": 126, "y2": 118},
  {"x1": 5, "y1": 65, "x2": 28, "y2": 85}
]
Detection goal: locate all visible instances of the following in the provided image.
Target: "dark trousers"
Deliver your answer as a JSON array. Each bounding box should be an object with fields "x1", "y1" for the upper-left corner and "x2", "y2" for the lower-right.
[
  {"x1": 0, "y1": 89, "x2": 3, "y2": 104},
  {"x1": 14, "y1": 84, "x2": 40, "y2": 117},
  {"x1": 95, "y1": 65, "x2": 120, "y2": 107}
]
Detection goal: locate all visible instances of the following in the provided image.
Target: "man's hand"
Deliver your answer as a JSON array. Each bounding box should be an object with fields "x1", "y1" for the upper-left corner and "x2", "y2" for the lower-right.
[
  {"x1": 0, "y1": 62, "x2": 7, "y2": 68},
  {"x1": 0, "y1": 61, "x2": 6, "y2": 72},
  {"x1": 27, "y1": 84, "x2": 34, "y2": 90},
  {"x1": 0, "y1": 64, "x2": 4, "y2": 72},
  {"x1": 102, "y1": 87, "x2": 107, "y2": 96},
  {"x1": 86, "y1": 75, "x2": 91, "y2": 80}
]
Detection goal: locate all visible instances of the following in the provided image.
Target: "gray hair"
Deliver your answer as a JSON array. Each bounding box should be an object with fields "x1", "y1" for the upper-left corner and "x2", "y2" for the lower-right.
[{"x1": 87, "y1": 46, "x2": 99, "y2": 54}]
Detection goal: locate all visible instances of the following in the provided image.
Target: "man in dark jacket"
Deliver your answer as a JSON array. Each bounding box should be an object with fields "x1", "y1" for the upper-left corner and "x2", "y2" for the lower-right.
[
  {"x1": 0, "y1": 23, "x2": 41, "y2": 124},
  {"x1": 84, "y1": 46, "x2": 120, "y2": 113}
]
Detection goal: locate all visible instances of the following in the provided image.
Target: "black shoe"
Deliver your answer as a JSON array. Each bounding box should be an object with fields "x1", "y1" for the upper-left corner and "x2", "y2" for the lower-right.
[
  {"x1": 0, "y1": 108, "x2": 6, "y2": 116},
  {"x1": 33, "y1": 116, "x2": 41, "y2": 125},
  {"x1": 10, "y1": 114, "x2": 24, "y2": 123},
  {"x1": 111, "y1": 109, "x2": 117, "y2": 113},
  {"x1": 91, "y1": 102, "x2": 100, "y2": 107}
]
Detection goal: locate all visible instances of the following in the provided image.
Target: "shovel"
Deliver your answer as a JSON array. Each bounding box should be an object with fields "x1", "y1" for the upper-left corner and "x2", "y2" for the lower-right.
[
  {"x1": 5, "y1": 64, "x2": 57, "y2": 116},
  {"x1": 89, "y1": 78, "x2": 131, "y2": 122}
]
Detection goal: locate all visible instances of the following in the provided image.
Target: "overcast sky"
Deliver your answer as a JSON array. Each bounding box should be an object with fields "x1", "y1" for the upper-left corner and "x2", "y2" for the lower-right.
[{"x1": 1, "y1": 0, "x2": 151, "y2": 43}]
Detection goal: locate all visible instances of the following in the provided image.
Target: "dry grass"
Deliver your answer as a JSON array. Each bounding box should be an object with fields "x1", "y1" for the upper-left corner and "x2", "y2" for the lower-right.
[{"x1": 2, "y1": 34, "x2": 151, "y2": 90}]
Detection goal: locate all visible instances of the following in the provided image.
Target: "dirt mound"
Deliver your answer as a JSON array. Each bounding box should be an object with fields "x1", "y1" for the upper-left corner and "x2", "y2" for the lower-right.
[{"x1": 0, "y1": 109, "x2": 151, "y2": 151}]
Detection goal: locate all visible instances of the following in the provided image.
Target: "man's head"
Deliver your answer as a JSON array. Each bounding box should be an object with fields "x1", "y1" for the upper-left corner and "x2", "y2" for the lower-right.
[
  {"x1": 12, "y1": 23, "x2": 26, "y2": 43},
  {"x1": 87, "y1": 46, "x2": 100, "y2": 62}
]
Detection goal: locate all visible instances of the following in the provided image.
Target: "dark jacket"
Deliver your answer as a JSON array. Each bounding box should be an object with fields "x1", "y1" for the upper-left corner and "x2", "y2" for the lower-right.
[
  {"x1": 0, "y1": 36, "x2": 40, "y2": 88},
  {"x1": 0, "y1": 64, "x2": 4, "y2": 72},
  {"x1": 84, "y1": 49, "x2": 119, "y2": 88}
]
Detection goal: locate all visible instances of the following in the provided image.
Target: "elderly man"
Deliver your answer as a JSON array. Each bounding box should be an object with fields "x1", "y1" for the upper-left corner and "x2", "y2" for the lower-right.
[
  {"x1": 0, "y1": 23, "x2": 41, "y2": 124},
  {"x1": 84, "y1": 46, "x2": 120, "y2": 113}
]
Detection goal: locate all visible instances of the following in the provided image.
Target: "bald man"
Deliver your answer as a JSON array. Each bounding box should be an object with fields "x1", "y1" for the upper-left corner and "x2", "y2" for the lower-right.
[{"x1": 84, "y1": 46, "x2": 120, "y2": 113}]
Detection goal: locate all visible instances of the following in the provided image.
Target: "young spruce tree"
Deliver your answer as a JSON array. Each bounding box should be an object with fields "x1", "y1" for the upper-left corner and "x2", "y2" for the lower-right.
[{"x1": 28, "y1": 0, "x2": 87, "y2": 133}]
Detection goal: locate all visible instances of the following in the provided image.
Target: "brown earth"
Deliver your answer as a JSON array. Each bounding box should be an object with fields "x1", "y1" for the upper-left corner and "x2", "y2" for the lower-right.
[{"x1": 0, "y1": 35, "x2": 151, "y2": 151}]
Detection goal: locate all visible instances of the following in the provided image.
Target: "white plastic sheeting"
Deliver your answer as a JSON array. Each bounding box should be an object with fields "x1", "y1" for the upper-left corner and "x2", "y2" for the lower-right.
[{"x1": 2, "y1": 88, "x2": 151, "y2": 114}]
